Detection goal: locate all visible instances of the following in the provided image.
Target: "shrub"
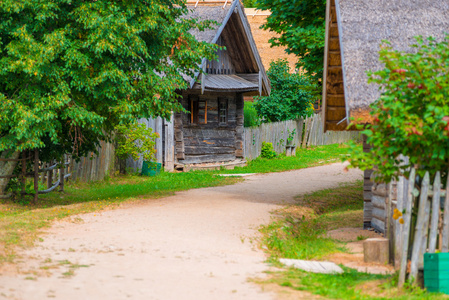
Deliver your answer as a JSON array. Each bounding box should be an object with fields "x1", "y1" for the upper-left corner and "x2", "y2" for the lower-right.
[
  {"x1": 254, "y1": 59, "x2": 316, "y2": 123},
  {"x1": 115, "y1": 123, "x2": 159, "y2": 162},
  {"x1": 347, "y1": 36, "x2": 449, "y2": 182},
  {"x1": 244, "y1": 101, "x2": 260, "y2": 127},
  {"x1": 261, "y1": 142, "x2": 277, "y2": 159}
]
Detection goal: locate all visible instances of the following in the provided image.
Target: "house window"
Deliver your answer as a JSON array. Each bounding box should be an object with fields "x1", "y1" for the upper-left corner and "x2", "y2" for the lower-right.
[
  {"x1": 218, "y1": 98, "x2": 227, "y2": 125},
  {"x1": 189, "y1": 96, "x2": 207, "y2": 124}
]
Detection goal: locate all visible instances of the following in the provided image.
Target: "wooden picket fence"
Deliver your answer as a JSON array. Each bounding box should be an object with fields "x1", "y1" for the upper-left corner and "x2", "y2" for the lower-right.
[
  {"x1": 385, "y1": 169, "x2": 449, "y2": 287},
  {"x1": 243, "y1": 113, "x2": 361, "y2": 160}
]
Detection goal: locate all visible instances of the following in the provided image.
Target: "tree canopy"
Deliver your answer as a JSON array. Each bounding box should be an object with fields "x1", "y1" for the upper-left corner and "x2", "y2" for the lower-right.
[
  {"x1": 255, "y1": 0, "x2": 326, "y2": 82},
  {"x1": 254, "y1": 59, "x2": 315, "y2": 122},
  {"x1": 0, "y1": 0, "x2": 217, "y2": 160}
]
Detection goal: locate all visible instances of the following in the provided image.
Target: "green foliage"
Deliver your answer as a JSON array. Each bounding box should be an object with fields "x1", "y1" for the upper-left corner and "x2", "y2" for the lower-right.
[
  {"x1": 243, "y1": 101, "x2": 260, "y2": 127},
  {"x1": 242, "y1": 0, "x2": 257, "y2": 7},
  {"x1": 115, "y1": 123, "x2": 159, "y2": 162},
  {"x1": 255, "y1": 0, "x2": 326, "y2": 82},
  {"x1": 347, "y1": 36, "x2": 449, "y2": 183},
  {"x1": 261, "y1": 142, "x2": 277, "y2": 159},
  {"x1": 254, "y1": 60, "x2": 316, "y2": 122},
  {"x1": 0, "y1": 0, "x2": 217, "y2": 158},
  {"x1": 287, "y1": 129, "x2": 296, "y2": 145}
]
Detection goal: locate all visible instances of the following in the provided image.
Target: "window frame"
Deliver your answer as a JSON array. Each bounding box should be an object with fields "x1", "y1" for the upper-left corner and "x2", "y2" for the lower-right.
[
  {"x1": 189, "y1": 95, "x2": 207, "y2": 125},
  {"x1": 218, "y1": 97, "x2": 228, "y2": 126}
]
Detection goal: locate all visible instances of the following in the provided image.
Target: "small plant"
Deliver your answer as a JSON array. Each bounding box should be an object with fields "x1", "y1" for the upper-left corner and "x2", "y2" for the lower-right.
[
  {"x1": 357, "y1": 235, "x2": 368, "y2": 241},
  {"x1": 287, "y1": 129, "x2": 296, "y2": 145},
  {"x1": 115, "y1": 123, "x2": 159, "y2": 162},
  {"x1": 261, "y1": 142, "x2": 277, "y2": 159}
]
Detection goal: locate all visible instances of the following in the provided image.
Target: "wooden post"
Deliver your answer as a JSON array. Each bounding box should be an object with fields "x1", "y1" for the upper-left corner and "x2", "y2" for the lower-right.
[
  {"x1": 59, "y1": 160, "x2": 65, "y2": 192},
  {"x1": 47, "y1": 161, "x2": 52, "y2": 189},
  {"x1": 33, "y1": 149, "x2": 39, "y2": 204},
  {"x1": 428, "y1": 172, "x2": 441, "y2": 253},
  {"x1": 399, "y1": 167, "x2": 416, "y2": 288},
  {"x1": 442, "y1": 169, "x2": 449, "y2": 252},
  {"x1": 21, "y1": 151, "x2": 26, "y2": 194},
  {"x1": 410, "y1": 171, "x2": 430, "y2": 285}
]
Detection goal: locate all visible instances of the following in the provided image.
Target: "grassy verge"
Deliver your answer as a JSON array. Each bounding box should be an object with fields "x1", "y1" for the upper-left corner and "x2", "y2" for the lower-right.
[
  {"x1": 217, "y1": 143, "x2": 351, "y2": 174},
  {"x1": 258, "y1": 181, "x2": 448, "y2": 299},
  {"x1": 0, "y1": 143, "x2": 353, "y2": 263}
]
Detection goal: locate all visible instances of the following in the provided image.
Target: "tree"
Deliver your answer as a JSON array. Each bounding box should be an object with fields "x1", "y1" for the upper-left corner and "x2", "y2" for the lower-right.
[
  {"x1": 254, "y1": 59, "x2": 315, "y2": 122},
  {"x1": 255, "y1": 0, "x2": 326, "y2": 82},
  {"x1": 242, "y1": 0, "x2": 257, "y2": 7},
  {"x1": 347, "y1": 36, "x2": 449, "y2": 183},
  {"x1": 0, "y1": 0, "x2": 217, "y2": 193}
]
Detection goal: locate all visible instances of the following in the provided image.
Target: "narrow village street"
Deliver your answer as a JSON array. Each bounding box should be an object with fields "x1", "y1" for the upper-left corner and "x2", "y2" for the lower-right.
[{"x1": 1, "y1": 163, "x2": 361, "y2": 300}]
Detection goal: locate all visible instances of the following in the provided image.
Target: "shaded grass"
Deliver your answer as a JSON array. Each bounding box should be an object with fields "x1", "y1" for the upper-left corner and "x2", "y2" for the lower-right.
[
  {"x1": 0, "y1": 143, "x2": 354, "y2": 262},
  {"x1": 258, "y1": 180, "x2": 448, "y2": 299}
]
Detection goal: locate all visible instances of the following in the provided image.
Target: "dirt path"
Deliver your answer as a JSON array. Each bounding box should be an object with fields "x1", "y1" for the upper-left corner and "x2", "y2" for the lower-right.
[{"x1": 0, "y1": 163, "x2": 361, "y2": 300}]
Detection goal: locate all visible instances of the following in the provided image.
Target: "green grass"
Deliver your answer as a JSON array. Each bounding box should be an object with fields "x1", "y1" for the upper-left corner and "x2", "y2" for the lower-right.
[
  {"x1": 262, "y1": 267, "x2": 447, "y2": 300},
  {"x1": 260, "y1": 181, "x2": 364, "y2": 261},
  {"x1": 258, "y1": 181, "x2": 449, "y2": 299},
  {"x1": 0, "y1": 143, "x2": 353, "y2": 262},
  {"x1": 217, "y1": 143, "x2": 351, "y2": 174}
]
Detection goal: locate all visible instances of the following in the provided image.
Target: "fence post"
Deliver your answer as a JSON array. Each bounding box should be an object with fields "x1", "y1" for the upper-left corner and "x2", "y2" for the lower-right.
[
  {"x1": 442, "y1": 169, "x2": 449, "y2": 252},
  {"x1": 428, "y1": 172, "x2": 441, "y2": 253},
  {"x1": 33, "y1": 149, "x2": 39, "y2": 204},
  {"x1": 59, "y1": 160, "x2": 65, "y2": 192},
  {"x1": 399, "y1": 167, "x2": 416, "y2": 287},
  {"x1": 410, "y1": 171, "x2": 430, "y2": 285}
]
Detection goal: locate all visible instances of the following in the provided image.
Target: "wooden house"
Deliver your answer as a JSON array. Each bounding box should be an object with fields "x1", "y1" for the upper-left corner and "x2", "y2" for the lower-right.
[
  {"x1": 174, "y1": 0, "x2": 270, "y2": 168},
  {"x1": 321, "y1": 0, "x2": 449, "y2": 231},
  {"x1": 127, "y1": 0, "x2": 270, "y2": 172}
]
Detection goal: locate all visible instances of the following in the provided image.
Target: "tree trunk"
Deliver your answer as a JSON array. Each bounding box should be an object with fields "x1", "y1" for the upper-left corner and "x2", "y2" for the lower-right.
[{"x1": 0, "y1": 150, "x2": 20, "y2": 197}]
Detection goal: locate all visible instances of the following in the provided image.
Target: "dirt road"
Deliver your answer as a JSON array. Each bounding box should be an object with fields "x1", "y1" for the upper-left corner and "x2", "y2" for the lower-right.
[{"x1": 0, "y1": 163, "x2": 361, "y2": 300}]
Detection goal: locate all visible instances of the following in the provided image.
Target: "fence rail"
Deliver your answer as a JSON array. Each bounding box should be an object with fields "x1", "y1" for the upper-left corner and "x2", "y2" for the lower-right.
[{"x1": 243, "y1": 113, "x2": 361, "y2": 160}]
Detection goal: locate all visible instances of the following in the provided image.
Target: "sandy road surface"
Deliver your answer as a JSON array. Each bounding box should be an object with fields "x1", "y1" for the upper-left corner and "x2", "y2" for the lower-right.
[{"x1": 0, "y1": 163, "x2": 361, "y2": 300}]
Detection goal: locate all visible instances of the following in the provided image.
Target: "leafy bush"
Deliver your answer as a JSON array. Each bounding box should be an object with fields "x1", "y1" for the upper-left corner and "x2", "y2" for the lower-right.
[
  {"x1": 261, "y1": 142, "x2": 277, "y2": 159},
  {"x1": 347, "y1": 36, "x2": 449, "y2": 182},
  {"x1": 115, "y1": 123, "x2": 159, "y2": 162},
  {"x1": 244, "y1": 101, "x2": 260, "y2": 127},
  {"x1": 254, "y1": 59, "x2": 316, "y2": 123}
]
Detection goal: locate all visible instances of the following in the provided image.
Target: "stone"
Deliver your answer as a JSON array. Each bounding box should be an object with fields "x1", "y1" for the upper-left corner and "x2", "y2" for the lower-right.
[
  {"x1": 279, "y1": 258, "x2": 343, "y2": 274},
  {"x1": 363, "y1": 238, "x2": 389, "y2": 264}
]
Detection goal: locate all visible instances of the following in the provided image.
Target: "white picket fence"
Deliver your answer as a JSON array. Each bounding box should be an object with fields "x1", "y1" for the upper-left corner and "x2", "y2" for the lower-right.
[
  {"x1": 385, "y1": 168, "x2": 449, "y2": 287},
  {"x1": 243, "y1": 113, "x2": 361, "y2": 160}
]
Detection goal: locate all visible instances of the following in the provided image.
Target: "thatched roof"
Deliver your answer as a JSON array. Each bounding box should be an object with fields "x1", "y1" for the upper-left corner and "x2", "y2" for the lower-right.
[
  {"x1": 184, "y1": 1, "x2": 270, "y2": 95},
  {"x1": 187, "y1": 5, "x2": 231, "y2": 44},
  {"x1": 322, "y1": 0, "x2": 449, "y2": 131}
]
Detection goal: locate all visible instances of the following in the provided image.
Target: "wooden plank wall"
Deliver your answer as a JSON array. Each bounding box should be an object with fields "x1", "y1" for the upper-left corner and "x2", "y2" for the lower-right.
[
  {"x1": 243, "y1": 114, "x2": 362, "y2": 160},
  {"x1": 324, "y1": 0, "x2": 347, "y2": 131},
  {"x1": 70, "y1": 140, "x2": 116, "y2": 182},
  {"x1": 177, "y1": 92, "x2": 245, "y2": 165},
  {"x1": 363, "y1": 135, "x2": 374, "y2": 227}
]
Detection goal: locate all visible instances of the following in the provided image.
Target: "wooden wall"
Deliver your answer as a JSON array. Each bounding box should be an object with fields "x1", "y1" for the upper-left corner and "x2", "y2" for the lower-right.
[
  {"x1": 323, "y1": 0, "x2": 347, "y2": 131},
  {"x1": 363, "y1": 134, "x2": 374, "y2": 228},
  {"x1": 175, "y1": 91, "x2": 244, "y2": 165}
]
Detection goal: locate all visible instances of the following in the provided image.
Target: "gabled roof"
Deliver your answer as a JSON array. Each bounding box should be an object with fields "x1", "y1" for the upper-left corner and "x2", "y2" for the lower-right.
[
  {"x1": 322, "y1": 0, "x2": 449, "y2": 131},
  {"x1": 185, "y1": 0, "x2": 271, "y2": 95}
]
